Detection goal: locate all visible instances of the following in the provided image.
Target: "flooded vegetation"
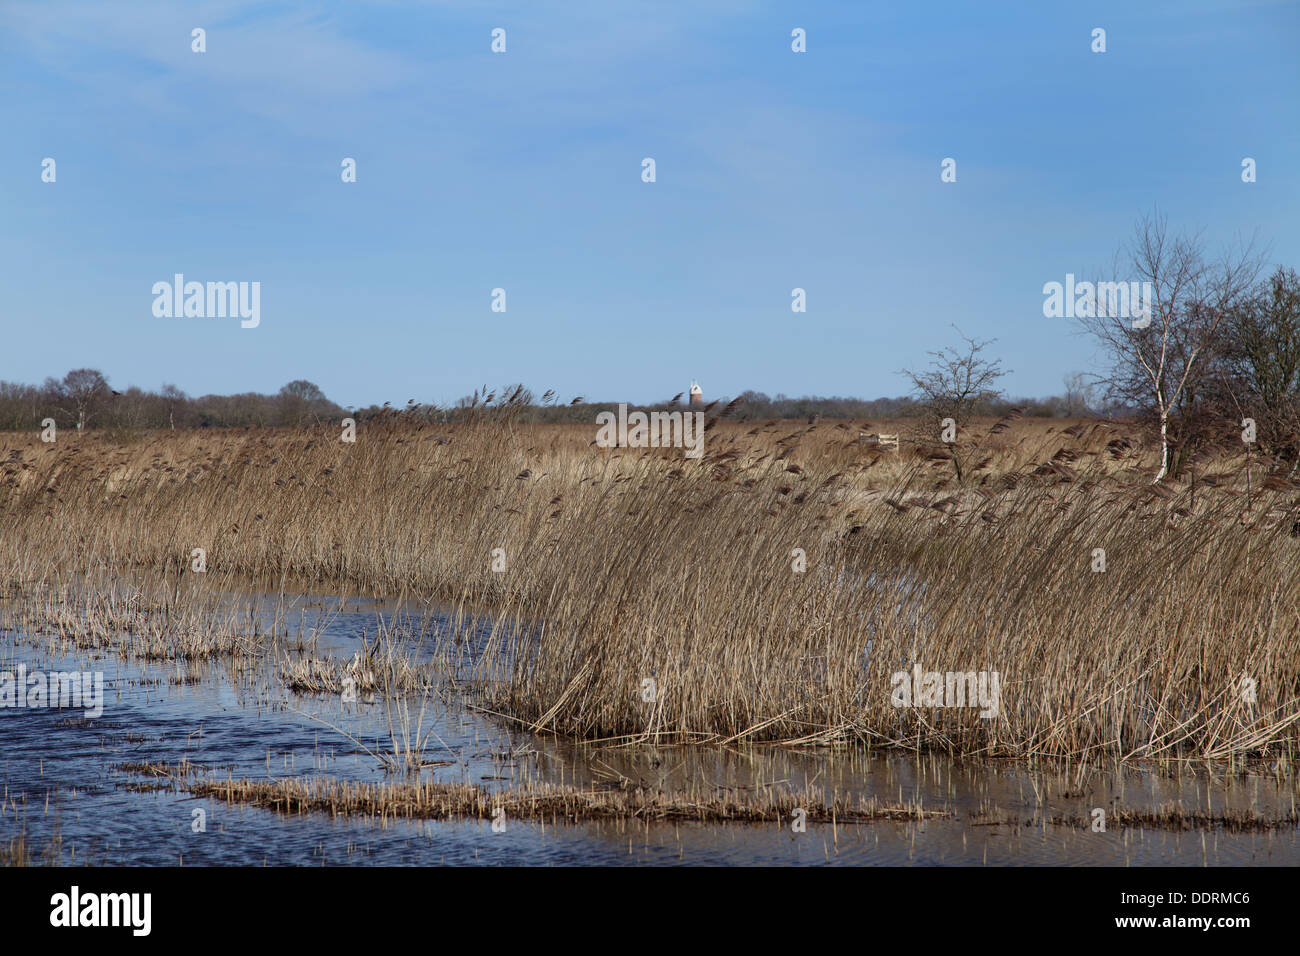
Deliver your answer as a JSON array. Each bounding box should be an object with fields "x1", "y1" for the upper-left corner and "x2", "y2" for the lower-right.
[{"x1": 2, "y1": 420, "x2": 1299, "y2": 865}]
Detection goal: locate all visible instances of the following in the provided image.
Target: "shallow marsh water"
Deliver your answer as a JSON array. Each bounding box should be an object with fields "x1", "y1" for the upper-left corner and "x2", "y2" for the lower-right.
[{"x1": 1, "y1": 587, "x2": 1297, "y2": 866}]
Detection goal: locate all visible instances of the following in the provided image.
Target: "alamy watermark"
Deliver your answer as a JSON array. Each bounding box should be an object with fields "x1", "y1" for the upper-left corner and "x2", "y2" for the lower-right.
[
  {"x1": 1043, "y1": 274, "x2": 1153, "y2": 328},
  {"x1": 890, "y1": 664, "x2": 1000, "y2": 718},
  {"x1": 152, "y1": 274, "x2": 260, "y2": 328},
  {"x1": 595, "y1": 404, "x2": 705, "y2": 459},
  {"x1": 0, "y1": 665, "x2": 104, "y2": 717},
  {"x1": 50, "y1": 886, "x2": 150, "y2": 936}
]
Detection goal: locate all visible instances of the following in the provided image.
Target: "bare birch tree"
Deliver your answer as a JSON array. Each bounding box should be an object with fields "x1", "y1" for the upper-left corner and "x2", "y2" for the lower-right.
[{"x1": 1077, "y1": 211, "x2": 1263, "y2": 481}]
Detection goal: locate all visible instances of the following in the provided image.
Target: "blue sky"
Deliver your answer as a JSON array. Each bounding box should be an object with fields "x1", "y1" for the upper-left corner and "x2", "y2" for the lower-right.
[{"x1": 2, "y1": 0, "x2": 1297, "y2": 409}]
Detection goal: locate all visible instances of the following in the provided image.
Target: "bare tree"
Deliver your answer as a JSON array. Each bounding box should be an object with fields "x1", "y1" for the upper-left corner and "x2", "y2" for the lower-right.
[
  {"x1": 0, "y1": 382, "x2": 42, "y2": 430},
  {"x1": 1077, "y1": 211, "x2": 1263, "y2": 481},
  {"x1": 1063, "y1": 371, "x2": 1095, "y2": 417},
  {"x1": 160, "y1": 383, "x2": 188, "y2": 430},
  {"x1": 48, "y1": 368, "x2": 111, "y2": 432},
  {"x1": 278, "y1": 379, "x2": 329, "y2": 425},
  {"x1": 1216, "y1": 266, "x2": 1300, "y2": 466},
  {"x1": 901, "y1": 326, "x2": 1009, "y2": 429}
]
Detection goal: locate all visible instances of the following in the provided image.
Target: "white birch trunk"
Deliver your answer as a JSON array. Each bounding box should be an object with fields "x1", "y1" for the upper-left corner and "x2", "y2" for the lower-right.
[{"x1": 1154, "y1": 411, "x2": 1169, "y2": 482}]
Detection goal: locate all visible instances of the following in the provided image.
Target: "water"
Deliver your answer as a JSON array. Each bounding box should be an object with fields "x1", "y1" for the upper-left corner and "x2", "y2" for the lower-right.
[{"x1": 2, "y1": 589, "x2": 1297, "y2": 866}]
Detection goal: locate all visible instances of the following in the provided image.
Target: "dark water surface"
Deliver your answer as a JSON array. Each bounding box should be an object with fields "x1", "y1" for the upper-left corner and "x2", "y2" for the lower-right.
[{"x1": 2, "y1": 589, "x2": 1297, "y2": 866}]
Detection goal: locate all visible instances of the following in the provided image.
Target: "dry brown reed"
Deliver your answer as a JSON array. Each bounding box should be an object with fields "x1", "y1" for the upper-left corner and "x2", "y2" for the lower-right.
[
  {"x1": 278, "y1": 638, "x2": 435, "y2": 697},
  {"x1": 3, "y1": 417, "x2": 1300, "y2": 760},
  {"x1": 0, "y1": 834, "x2": 30, "y2": 867},
  {"x1": 0, "y1": 561, "x2": 272, "y2": 663}
]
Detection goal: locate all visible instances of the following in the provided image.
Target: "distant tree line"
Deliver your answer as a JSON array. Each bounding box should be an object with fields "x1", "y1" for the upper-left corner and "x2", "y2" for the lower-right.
[
  {"x1": 0, "y1": 372, "x2": 1115, "y2": 434},
  {"x1": 730, "y1": 389, "x2": 1112, "y2": 422},
  {"x1": 0, "y1": 373, "x2": 346, "y2": 431}
]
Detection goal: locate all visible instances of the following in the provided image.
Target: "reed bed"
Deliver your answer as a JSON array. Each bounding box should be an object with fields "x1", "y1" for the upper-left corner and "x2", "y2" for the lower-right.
[
  {"x1": 3, "y1": 417, "x2": 1300, "y2": 760},
  {"x1": 0, "y1": 564, "x2": 269, "y2": 662}
]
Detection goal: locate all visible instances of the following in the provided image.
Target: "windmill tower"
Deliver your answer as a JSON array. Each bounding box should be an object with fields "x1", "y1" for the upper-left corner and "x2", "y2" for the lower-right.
[{"x1": 689, "y1": 381, "x2": 703, "y2": 406}]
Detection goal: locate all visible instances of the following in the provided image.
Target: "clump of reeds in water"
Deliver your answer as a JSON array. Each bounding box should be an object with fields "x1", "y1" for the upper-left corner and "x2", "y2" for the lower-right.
[
  {"x1": 278, "y1": 633, "x2": 436, "y2": 697},
  {"x1": 0, "y1": 565, "x2": 266, "y2": 662},
  {"x1": 969, "y1": 803, "x2": 1300, "y2": 832},
  {"x1": 1, "y1": 834, "x2": 30, "y2": 867},
  {"x1": 121, "y1": 762, "x2": 946, "y2": 825},
  {"x1": 1060, "y1": 803, "x2": 1300, "y2": 833},
  {"x1": 280, "y1": 656, "x2": 375, "y2": 694}
]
